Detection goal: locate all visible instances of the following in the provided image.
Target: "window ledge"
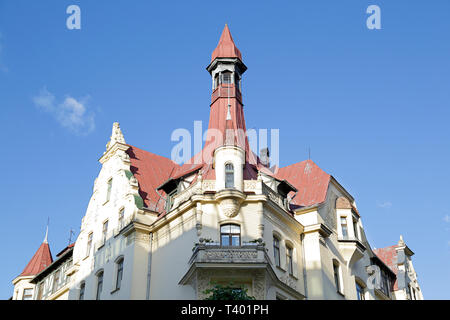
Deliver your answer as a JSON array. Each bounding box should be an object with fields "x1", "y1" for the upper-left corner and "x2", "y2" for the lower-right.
[{"x1": 276, "y1": 265, "x2": 286, "y2": 272}]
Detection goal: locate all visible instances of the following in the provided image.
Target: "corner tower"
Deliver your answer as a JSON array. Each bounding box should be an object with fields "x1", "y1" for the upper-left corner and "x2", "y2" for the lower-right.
[{"x1": 206, "y1": 25, "x2": 250, "y2": 191}]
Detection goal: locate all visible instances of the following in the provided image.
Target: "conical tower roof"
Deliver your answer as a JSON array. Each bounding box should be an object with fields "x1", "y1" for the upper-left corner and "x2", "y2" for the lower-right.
[
  {"x1": 19, "y1": 231, "x2": 53, "y2": 277},
  {"x1": 211, "y1": 24, "x2": 243, "y2": 62}
]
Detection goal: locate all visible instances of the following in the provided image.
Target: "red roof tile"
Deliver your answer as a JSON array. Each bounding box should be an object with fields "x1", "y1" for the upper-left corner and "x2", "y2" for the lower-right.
[
  {"x1": 20, "y1": 242, "x2": 53, "y2": 277},
  {"x1": 127, "y1": 145, "x2": 180, "y2": 213},
  {"x1": 275, "y1": 160, "x2": 331, "y2": 207},
  {"x1": 374, "y1": 245, "x2": 399, "y2": 290},
  {"x1": 211, "y1": 24, "x2": 243, "y2": 63}
]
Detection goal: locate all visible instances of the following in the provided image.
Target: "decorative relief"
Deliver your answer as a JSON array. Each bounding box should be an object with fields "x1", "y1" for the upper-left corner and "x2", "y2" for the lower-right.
[
  {"x1": 202, "y1": 180, "x2": 216, "y2": 192},
  {"x1": 203, "y1": 249, "x2": 258, "y2": 261},
  {"x1": 244, "y1": 180, "x2": 257, "y2": 191},
  {"x1": 219, "y1": 198, "x2": 241, "y2": 218},
  {"x1": 279, "y1": 274, "x2": 297, "y2": 291}
]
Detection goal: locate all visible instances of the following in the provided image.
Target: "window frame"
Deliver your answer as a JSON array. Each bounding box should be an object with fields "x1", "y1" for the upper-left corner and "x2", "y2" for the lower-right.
[
  {"x1": 273, "y1": 236, "x2": 281, "y2": 268},
  {"x1": 225, "y1": 162, "x2": 234, "y2": 189},
  {"x1": 22, "y1": 288, "x2": 33, "y2": 300},
  {"x1": 340, "y1": 216, "x2": 348, "y2": 239},
  {"x1": 96, "y1": 270, "x2": 104, "y2": 300},
  {"x1": 286, "y1": 245, "x2": 293, "y2": 275},
  {"x1": 116, "y1": 257, "x2": 124, "y2": 290},
  {"x1": 86, "y1": 232, "x2": 93, "y2": 257},
  {"x1": 220, "y1": 224, "x2": 241, "y2": 247}
]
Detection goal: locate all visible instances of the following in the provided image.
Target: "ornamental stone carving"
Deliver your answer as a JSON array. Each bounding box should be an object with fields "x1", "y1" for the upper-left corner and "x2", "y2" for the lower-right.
[{"x1": 215, "y1": 189, "x2": 246, "y2": 218}]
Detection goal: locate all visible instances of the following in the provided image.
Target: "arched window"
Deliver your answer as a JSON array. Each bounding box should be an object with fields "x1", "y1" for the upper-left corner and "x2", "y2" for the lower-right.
[
  {"x1": 79, "y1": 282, "x2": 85, "y2": 300},
  {"x1": 220, "y1": 224, "x2": 240, "y2": 246},
  {"x1": 225, "y1": 163, "x2": 234, "y2": 188},
  {"x1": 96, "y1": 270, "x2": 104, "y2": 300},
  {"x1": 116, "y1": 257, "x2": 124, "y2": 290}
]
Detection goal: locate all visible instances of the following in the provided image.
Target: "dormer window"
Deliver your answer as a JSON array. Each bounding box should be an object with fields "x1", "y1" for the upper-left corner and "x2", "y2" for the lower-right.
[{"x1": 225, "y1": 163, "x2": 234, "y2": 188}]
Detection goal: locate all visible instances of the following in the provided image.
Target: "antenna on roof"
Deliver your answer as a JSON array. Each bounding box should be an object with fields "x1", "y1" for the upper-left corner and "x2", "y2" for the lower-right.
[
  {"x1": 308, "y1": 147, "x2": 311, "y2": 160},
  {"x1": 68, "y1": 228, "x2": 75, "y2": 246}
]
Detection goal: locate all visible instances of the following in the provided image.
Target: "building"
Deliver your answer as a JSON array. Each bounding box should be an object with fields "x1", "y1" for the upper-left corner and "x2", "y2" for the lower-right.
[{"x1": 12, "y1": 25, "x2": 423, "y2": 300}]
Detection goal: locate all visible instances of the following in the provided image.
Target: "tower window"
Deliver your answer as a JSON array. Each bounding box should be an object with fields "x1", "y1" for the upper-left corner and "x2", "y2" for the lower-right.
[
  {"x1": 225, "y1": 163, "x2": 234, "y2": 188},
  {"x1": 220, "y1": 224, "x2": 241, "y2": 246},
  {"x1": 221, "y1": 71, "x2": 232, "y2": 84}
]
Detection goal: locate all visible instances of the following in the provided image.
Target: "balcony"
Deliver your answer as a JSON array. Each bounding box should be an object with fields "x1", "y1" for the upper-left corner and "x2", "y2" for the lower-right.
[
  {"x1": 211, "y1": 84, "x2": 242, "y2": 104},
  {"x1": 189, "y1": 243, "x2": 268, "y2": 265}
]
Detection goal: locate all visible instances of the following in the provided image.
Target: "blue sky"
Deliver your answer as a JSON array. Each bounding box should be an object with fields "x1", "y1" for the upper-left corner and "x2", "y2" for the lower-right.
[{"x1": 1, "y1": 0, "x2": 449, "y2": 299}]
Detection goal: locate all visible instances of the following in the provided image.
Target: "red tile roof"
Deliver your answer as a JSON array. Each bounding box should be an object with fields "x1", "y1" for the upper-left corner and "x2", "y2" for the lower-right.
[
  {"x1": 20, "y1": 242, "x2": 53, "y2": 277},
  {"x1": 374, "y1": 245, "x2": 399, "y2": 290},
  {"x1": 275, "y1": 160, "x2": 331, "y2": 207},
  {"x1": 127, "y1": 145, "x2": 180, "y2": 213},
  {"x1": 211, "y1": 24, "x2": 243, "y2": 63}
]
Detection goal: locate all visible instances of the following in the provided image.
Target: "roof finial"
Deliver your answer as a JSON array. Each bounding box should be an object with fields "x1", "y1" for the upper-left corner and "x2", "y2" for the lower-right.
[
  {"x1": 398, "y1": 235, "x2": 405, "y2": 246},
  {"x1": 106, "y1": 122, "x2": 126, "y2": 150},
  {"x1": 43, "y1": 217, "x2": 49, "y2": 243}
]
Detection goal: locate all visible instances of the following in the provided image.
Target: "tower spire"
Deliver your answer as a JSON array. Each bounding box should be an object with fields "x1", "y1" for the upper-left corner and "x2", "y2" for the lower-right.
[{"x1": 43, "y1": 217, "x2": 49, "y2": 243}]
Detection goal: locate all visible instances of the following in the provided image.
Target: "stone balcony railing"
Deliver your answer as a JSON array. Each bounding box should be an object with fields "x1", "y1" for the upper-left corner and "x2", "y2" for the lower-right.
[{"x1": 189, "y1": 243, "x2": 268, "y2": 266}]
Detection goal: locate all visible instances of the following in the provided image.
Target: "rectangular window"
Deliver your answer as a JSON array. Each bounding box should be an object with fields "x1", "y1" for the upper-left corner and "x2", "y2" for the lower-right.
[
  {"x1": 102, "y1": 220, "x2": 109, "y2": 244},
  {"x1": 273, "y1": 237, "x2": 280, "y2": 267},
  {"x1": 52, "y1": 270, "x2": 60, "y2": 293},
  {"x1": 22, "y1": 288, "x2": 33, "y2": 300},
  {"x1": 333, "y1": 263, "x2": 341, "y2": 293},
  {"x1": 118, "y1": 208, "x2": 124, "y2": 230},
  {"x1": 356, "y1": 283, "x2": 365, "y2": 300},
  {"x1": 37, "y1": 282, "x2": 44, "y2": 300},
  {"x1": 286, "y1": 246, "x2": 293, "y2": 275},
  {"x1": 116, "y1": 259, "x2": 124, "y2": 290},
  {"x1": 86, "y1": 232, "x2": 93, "y2": 256},
  {"x1": 106, "y1": 178, "x2": 113, "y2": 202},
  {"x1": 353, "y1": 219, "x2": 359, "y2": 240},
  {"x1": 340, "y1": 217, "x2": 348, "y2": 239},
  {"x1": 220, "y1": 224, "x2": 241, "y2": 246}
]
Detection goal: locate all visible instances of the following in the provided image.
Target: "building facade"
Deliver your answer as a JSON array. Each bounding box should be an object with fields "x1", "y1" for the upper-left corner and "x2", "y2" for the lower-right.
[{"x1": 12, "y1": 25, "x2": 423, "y2": 300}]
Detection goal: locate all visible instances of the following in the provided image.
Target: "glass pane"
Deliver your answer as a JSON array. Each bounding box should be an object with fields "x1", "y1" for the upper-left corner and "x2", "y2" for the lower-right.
[
  {"x1": 231, "y1": 235, "x2": 240, "y2": 246},
  {"x1": 230, "y1": 224, "x2": 240, "y2": 233},
  {"x1": 221, "y1": 235, "x2": 230, "y2": 246},
  {"x1": 221, "y1": 225, "x2": 231, "y2": 233}
]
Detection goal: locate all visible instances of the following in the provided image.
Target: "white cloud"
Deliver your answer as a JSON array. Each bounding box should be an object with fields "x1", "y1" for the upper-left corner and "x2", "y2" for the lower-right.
[
  {"x1": 377, "y1": 201, "x2": 392, "y2": 209},
  {"x1": 33, "y1": 87, "x2": 95, "y2": 135},
  {"x1": 444, "y1": 215, "x2": 450, "y2": 223}
]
